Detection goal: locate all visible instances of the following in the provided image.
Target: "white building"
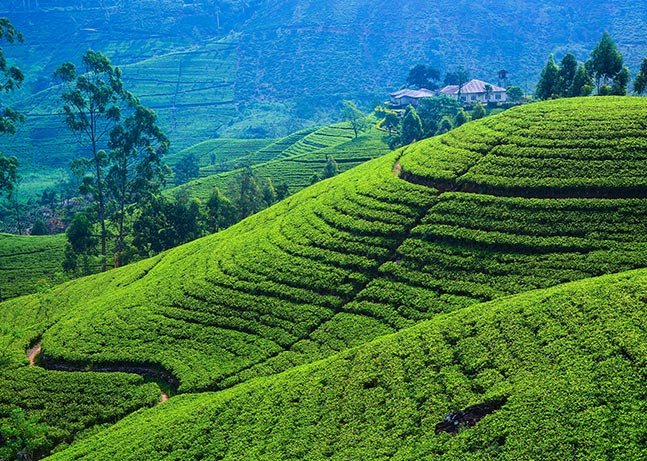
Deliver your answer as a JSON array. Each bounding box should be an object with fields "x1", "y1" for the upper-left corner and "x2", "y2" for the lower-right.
[
  {"x1": 389, "y1": 88, "x2": 436, "y2": 107},
  {"x1": 438, "y1": 79, "x2": 507, "y2": 104}
]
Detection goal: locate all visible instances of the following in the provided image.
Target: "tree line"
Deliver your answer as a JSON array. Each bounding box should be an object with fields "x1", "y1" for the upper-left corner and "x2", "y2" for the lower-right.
[{"x1": 535, "y1": 32, "x2": 642, "y2": 99}]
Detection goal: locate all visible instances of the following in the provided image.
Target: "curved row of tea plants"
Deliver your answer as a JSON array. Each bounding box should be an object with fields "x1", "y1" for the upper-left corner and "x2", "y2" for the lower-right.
[
  {"x1": 400, "y1": 97, "x2": 647, "y2": 196},
  {"x1": 169, "y1": 123, "x2": 389, "y2": 202},
  {"x1": 47, "y1": 267, "x2": 647, "y2": 460},
  {"x1": 6, "y1": 97, "x2": 647, "y2": 455}
]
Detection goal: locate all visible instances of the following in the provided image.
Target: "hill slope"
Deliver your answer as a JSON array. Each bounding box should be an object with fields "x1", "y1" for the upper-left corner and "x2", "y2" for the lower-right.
[
  {"x1": 47, "y1": 267, "x2": 647, "y2": 460},
  {"x1": 3, "y1": 97, "x2": 647, "y2": 455}
]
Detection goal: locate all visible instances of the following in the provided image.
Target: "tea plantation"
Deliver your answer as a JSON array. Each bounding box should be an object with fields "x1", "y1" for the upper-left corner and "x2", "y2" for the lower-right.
[
  {"x1": 3, "y1": 96, "x2": 647, "y2": 458},
  {"x1": 0, "y1": 233, "x2": 67, "y2": 299},
  {"x1": 47, "y1": 268, "x2": 647, "y2": 460},
  {"x1": 170, "y1": 121, "x2": 388, "y2": 201}
]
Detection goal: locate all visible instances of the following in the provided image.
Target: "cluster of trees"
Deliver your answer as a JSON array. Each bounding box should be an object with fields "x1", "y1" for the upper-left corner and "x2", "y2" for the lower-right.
[
  {"x1": 535, "y1": 32, "x2": 636, "y2": 99},
  {"x1": 64, "y1": 165, "x2": 289, "y2": 274},
  {"x1": 375, "y1": 96, "x2": 493, "y2": 148}
]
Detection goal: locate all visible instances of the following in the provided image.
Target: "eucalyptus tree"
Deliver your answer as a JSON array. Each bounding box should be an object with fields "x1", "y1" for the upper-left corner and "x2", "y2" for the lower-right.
[
  {"x1": 588, "y1": 32, "x2": 623, "y2": 93},
  {"x1": 55, "y1": 50, "x2": 168, "y2": 270},
  {"x1": 55, "y1": 50, "x2": 125, "y2": 271}
]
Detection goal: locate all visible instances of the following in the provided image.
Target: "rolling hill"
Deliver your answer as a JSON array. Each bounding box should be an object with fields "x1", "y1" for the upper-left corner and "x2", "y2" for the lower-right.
[{"x1": 3, "y1": 97, "x2": 647, "y2": 457}]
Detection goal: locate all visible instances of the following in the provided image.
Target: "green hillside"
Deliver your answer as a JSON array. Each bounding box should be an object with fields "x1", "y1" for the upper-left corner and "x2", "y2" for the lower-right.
[
  {"x1": 170, "y1": 121, "x2": 388, "y2": 201},
  {"x1": 3, "y1": 97, "x2": 647, "y2": 457},
  {"x1": 0, "y1": 233, "x2": 68, "y2": 300},
  {"x1": 47, "y1": 267, "x2": 647, "y2": 460},
  {"x1": 3, "y1": 0, "x2": 647, "y2": 196}
]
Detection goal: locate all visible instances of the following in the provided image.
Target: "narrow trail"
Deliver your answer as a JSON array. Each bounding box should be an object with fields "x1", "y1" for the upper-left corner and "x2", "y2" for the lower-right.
[
  {"x1": 26, "y1": 340, "x2": 171, "y2": 404},
  {"x1": 27, "y1": 342, "x2": 41, "y2": 367}
]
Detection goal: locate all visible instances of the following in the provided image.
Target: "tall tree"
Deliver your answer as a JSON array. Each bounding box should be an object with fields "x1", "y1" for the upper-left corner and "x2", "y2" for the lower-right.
[
  {"x1": 611, "y1": 66, "x2": 630, "y2": 96},
  {"x1": 54, "y1": 50, "x2": 127, "y2": 272},
  {"x1": 401, "y1": 106, "x2": 423, "y2": 145},
  {"x1": 0, "y1": 18, "x2": 24, "y2": 199},
  {"x1": 568, "y1": 63, "x2": 594, "y2": 97},
  {"x1": 634, "y1": 58, "x2": 647, "y2": 95},
  {"x1": 206, "y1": 187, "x2": 237, "y2": 232},
  {"x1": 320, "y1": 154, "x2": 339, "y2": 180},
  {"x1": 235, "y1": 166, "x2": 263, "y2": 220},
  {"x1": 174, "y1": 152, "x2": 200, "y2": 184},
  {"x1": 341, "y1": 100, "x2": 368, "y2": 138},
  {"x1": 535, "y1": 54, "x2": 560, "y2": 100},
  {"x1": 558, "y1": 53, "x2": 578, "y2": 96},
  {"x1": 107, "y1": 101, "x2": 169, "y2": 267},
  {"x1": 589, "y1": 32, "x2": 623, "y2": 93}
]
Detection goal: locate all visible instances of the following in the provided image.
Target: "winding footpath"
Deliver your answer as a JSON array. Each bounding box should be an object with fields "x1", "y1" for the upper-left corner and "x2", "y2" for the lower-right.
[{"x1": 26, "y1": 341, "x2": 170, "y2": 404}]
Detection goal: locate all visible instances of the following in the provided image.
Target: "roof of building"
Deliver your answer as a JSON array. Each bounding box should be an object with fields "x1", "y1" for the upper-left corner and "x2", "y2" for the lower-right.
[
  {"x1": 390, "y1": 88, "x2": 436, "y2": 99},
  {"x1": 439, "y1": 79, "x2": 506, "y2": 95}
]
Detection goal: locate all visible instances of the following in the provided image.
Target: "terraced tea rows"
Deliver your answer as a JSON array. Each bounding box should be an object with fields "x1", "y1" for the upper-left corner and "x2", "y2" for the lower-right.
[
  {"x1": 5, "y1": 97, "x2": 647, "y2": 456},
  {"x1": 47, "y1": 268, "x2": 647, "y2": 460},
  {"x1": 169, "y1": 123, "x2": 388, "y2": 201},
  {"x1": 0, "y1": 233, "x2": 67, "y2": 300},
  {"x1": 400, "y1": 97, "x2": 647, "y2": 196}
]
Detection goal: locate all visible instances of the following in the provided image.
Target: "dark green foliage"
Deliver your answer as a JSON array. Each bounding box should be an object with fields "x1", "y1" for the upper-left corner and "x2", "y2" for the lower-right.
[
  {"x1": 535, "y1": 54, "x2": 560, "y2": 100},
  {"x1": 589, "y1": 31, "x2": 624, "y2": 92},
  {"x1": 634, "y1": 57, "x2": 647, "y2": 94},
  {"x1": 401, "y1": 106, "x2": 423, "y2": 145},
  {"x1": 416, "y1": 96, "x2": 460, "y2": 137},
  {"x1": 341, "y1": 100, "x2": 368, "y2": 138},
  {"x1": 454, "y1": 108, "x2": 469, "y2": 127},
  {"x1": 29, "y1": 219, "x2": 47, "y2": 236},
  {"x1": 0, "y1": 407, "x2": 50, "y2": 461},
  {"x1": 406, "y1": 64, "x2": 440, "y2": 89},
  {"x1": 611, "y1": 66, "x2": 630, "y2": 95},
  {"x1": 173, "y1": 153, "x2": 201, "y2": 185},
  {"x1": 558, "y1": 52, "x2": 578, "y2": 95},
  {"x1": 0, "y1": 18, "x2": 23, "y2": 200},
  {"x1": 569, "y1": 63, "x2": 594, "y2": 97},
  {"x1": 472, "y1": 102, "x2": 487, "y2": 120},
  {"x1": 66, "y1": 213, "x2": 95, "y2": 256},
  {"x1": 506, "y1": 86, "x2": 523, "y2": 102},
  {"x1": 132, "y1": 194, "x2": 205, "y2": 256},
  {"x1": 436, "y1": 115, "x2": 454, "y2": 135},
  {"x1": 206, "y1": 187, "x2": 237, "y2": 233},
  {"x1": 320, "y1": 154, "x2": 339, "y2": 180},
  {"x1": 0, "y1": 153, "x2": 17, "y2": 197}
]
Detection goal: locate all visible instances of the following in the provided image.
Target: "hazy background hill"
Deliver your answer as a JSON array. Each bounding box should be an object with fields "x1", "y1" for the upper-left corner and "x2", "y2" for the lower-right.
[{"x1": 2, "y1": 0, "x2": 647, "y2": 191}]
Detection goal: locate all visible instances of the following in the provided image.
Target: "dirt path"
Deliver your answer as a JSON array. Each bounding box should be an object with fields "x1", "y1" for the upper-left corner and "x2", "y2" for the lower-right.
[
  {"x1": 26, "y1": 340, "x2": 171, "y2": 404},
  {"x1": 27, "y1": 341, "x2": 41, "y2": 366}
]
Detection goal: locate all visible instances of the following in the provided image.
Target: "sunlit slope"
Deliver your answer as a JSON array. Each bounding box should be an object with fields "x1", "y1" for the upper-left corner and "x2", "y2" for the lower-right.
[
  {"x1": 0, "y1": 257, "x2": 166, "y2": 451},
  {"x1": 6, "y1": 97, "x2": 647, "y2": 399},
  {"x1": 36, "y1": 152, "x2": 432, "y2": 392},
  {"x1": 49, "y1": 268, "x2": 647, "y2": 460}
]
